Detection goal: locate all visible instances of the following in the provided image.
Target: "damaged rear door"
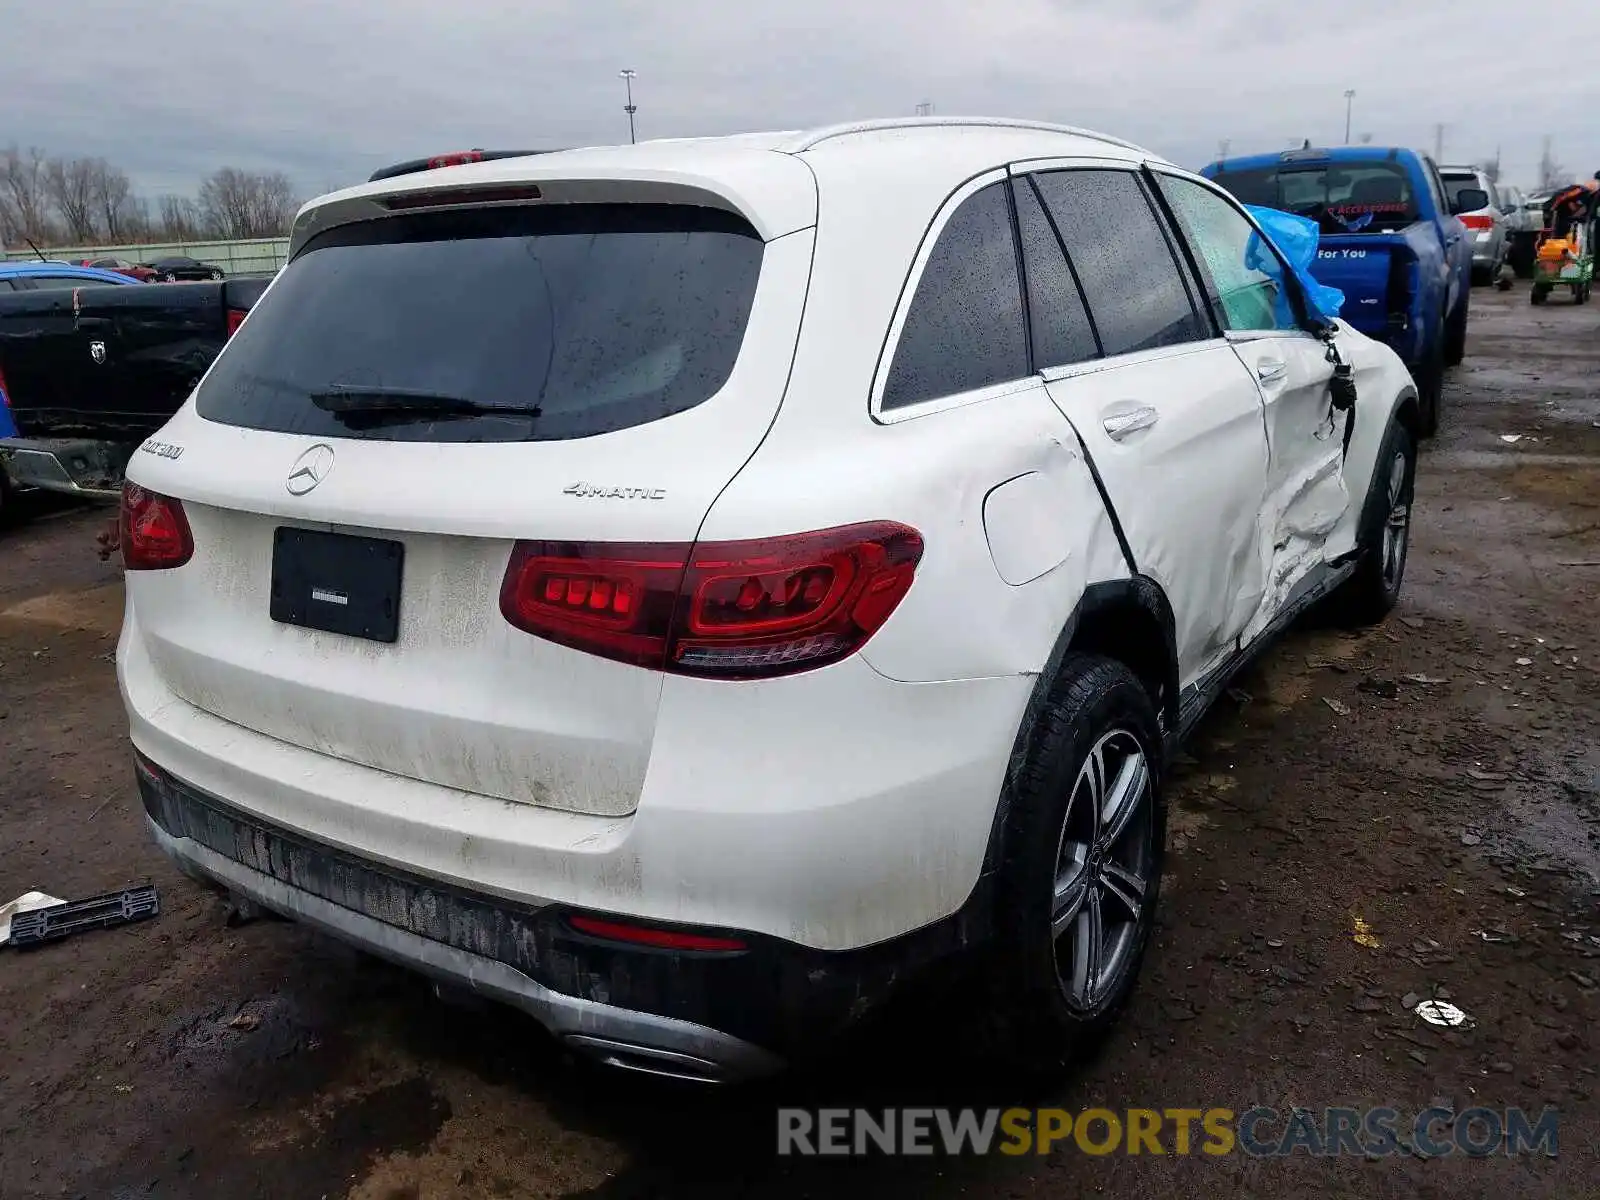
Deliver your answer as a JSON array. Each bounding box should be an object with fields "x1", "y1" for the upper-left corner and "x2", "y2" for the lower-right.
[
  {"x1": 1154, "y1": 171, "x2": 1352, "y2": 647},
  {"x1": 1024, "y1": 165, "x2": 1271, "y2": 688}
]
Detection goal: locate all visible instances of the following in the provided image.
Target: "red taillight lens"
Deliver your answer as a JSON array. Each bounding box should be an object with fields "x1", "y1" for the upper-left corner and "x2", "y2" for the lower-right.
[
  {"x1": 0, "y1": 362, "x2": 11, "y2": 411},
  {"x1": 567, "y1": 914, "x2": 747, "y2": 953},
  {"x1": 499, "y1": 522, "x2": 923, "y2": 678},
  {"x1": 225, "y1": 308, "x2": 247, "y2": 337},
  {"x1": 120, "y1": 483, "x2": 193, "y2": 570},
  {"x1": 1459, "y1": 214, "x2": 1494, "y2": 230}
]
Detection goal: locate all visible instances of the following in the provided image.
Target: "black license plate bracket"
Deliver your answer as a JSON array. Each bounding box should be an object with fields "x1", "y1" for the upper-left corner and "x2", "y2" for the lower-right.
[{"x1": 270, "y1": 527, "x2": 404, "y2": 643}]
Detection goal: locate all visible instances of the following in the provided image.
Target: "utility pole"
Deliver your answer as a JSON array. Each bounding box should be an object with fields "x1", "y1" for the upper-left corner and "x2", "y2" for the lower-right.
[
  {"x1": 619, "y1": 69, "x2": 638, "y2": 144},
  {"x1": 1217, "y1": 138, "x2": 1231, "y2": 162},
  {"x1": 1343, "y1": 90, "x2": 1355, "y2": 144},
  {"x1": 1433, "y1": 123, "x2": 1445, "y2": 161}
]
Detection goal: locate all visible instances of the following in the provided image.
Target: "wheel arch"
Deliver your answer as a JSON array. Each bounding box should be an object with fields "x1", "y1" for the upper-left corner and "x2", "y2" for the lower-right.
[{"x1": 975, "y1": 577, "x2": 1179, "y2": 892}]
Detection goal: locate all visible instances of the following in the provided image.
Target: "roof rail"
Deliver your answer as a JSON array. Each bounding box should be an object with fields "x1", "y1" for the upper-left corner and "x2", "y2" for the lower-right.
[
  {"x1": 367, "y1": 149, "x2": 556, "y2": 184},
  {"x1": 783, "y1": 117, "x2": 1149, "y2": 156}
]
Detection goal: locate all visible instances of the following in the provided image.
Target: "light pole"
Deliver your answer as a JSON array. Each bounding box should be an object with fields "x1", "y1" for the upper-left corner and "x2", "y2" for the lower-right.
[
  {"x1": 1343, "y1": 89, "x2": 1355, "y2": 144},
  {"x1": 620, "y1": 69, "x2": 638, "y2": 144}
]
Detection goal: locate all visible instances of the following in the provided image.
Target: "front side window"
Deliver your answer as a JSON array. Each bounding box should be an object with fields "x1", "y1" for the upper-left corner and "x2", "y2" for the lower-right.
[
  {"x1": 881, "y1": 182, "x2": 1028, "y2": 410},
  {"x1": 1031, "y1": 169, "x2": 1207, "y2": 358},
  {"x1": 1160, "y1": 176, "x2": 1298, "y2": 333}
]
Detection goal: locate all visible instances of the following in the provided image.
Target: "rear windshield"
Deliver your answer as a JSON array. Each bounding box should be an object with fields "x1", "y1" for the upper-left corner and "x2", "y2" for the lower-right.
[
  {"x1": 1440, "y1": 175, "x2": 1486, "y2": 211},
  {"x1": 1211, "y1": 162, "x2": 1419, "y2": 234},
  {"x1": 196, "y1": 204, "x2": 764, "y2": 442}
]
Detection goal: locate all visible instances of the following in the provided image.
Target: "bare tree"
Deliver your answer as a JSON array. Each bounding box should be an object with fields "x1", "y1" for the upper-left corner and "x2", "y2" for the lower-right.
[
  {"x1": 44, "y1": 156, "x2": 100, "y2": 241},
  {"x1": 121, "y1": 195, "x2": 153, "y2": 242},
  {"x1": 90, "y1": 159, "x2": 134, "y2": 241},
  {"x1": 0, "y1": 144, "x2": 55, "y2": 245},
  {"x1": 198, "y1": 168, "x2": 297, "y2": 239},
  {"x1": 157, "y1": 194, "x2": 205, "y2": 240},
  {"x1": 1538, "y1": 137, "x2": 1567, "y2": 192}
]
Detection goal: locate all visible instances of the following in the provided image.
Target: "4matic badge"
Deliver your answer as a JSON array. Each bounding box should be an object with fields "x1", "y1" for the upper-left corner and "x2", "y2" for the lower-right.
[{"x1": 563, "y1": 482, "x2": 666, "y2": 500}]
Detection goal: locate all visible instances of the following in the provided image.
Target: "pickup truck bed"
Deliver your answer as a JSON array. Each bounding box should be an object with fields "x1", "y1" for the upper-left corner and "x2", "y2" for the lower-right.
[{"x1": 0, "y1": 276, "x2": 269, "y2": 497}]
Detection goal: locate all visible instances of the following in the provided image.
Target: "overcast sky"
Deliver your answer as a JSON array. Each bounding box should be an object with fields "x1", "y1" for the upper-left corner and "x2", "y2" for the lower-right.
[{"x1": 9, "y1": 0, "x2": 1600, "y2": 201}]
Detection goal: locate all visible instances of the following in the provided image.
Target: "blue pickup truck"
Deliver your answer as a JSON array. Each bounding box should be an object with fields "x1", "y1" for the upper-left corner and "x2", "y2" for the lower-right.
[{"x1": 1202, "y1": 146, "x2": 1479, "y2": 436}]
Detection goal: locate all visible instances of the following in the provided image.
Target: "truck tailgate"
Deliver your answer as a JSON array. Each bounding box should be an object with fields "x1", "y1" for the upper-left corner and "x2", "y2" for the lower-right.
[{"x1": 1312, "y1": 237, "x2": 1398, "y2": 340}]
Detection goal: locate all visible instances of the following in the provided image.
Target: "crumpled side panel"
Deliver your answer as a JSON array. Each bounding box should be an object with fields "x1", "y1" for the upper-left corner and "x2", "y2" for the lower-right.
[{"x1": 1246, "y1": 204, "x2": 1346, "y2": 326}]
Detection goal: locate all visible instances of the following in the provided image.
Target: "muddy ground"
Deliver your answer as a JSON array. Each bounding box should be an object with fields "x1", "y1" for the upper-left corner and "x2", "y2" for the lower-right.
[{"x1": 2, "y1": 286, "x2": 1596, "y2": 1199}]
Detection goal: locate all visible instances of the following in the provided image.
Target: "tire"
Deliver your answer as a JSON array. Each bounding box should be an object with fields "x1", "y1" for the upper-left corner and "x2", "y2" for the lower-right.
[
  {"x1": 1412, "y1": 327, "x2": 1443, "y2": 438},
  {"x1": 1531, "y1": 285, "x2": 1550, "y2": 306},
  {"x1": 1470, "y1": 264, "x2": 1490, "y2": 287},
  {"x1": 983, "y1": 654, "x2": 1166, "y2": 1073},
  {"x1": 0, "y1": 465, "x2": 12, "y2": 528},
  {"x1": 1443, "y1": 294, "x2": 1468, "y2": 367},
  {"x1": 1328, "y1": 417, "x2": 1416, "y2": 626}
]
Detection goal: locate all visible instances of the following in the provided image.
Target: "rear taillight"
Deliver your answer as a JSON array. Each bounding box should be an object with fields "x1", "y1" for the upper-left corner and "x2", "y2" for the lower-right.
[
  {"x1": 120, "y1": 483, "x2": 193, "y2": 571},
  {"x1": 499, "y1": 522, "x2": 923, "y2": 678},
  {"x1": 225, "y1": 308, "x2": 247, "y2": 337},
  {"x1": 1460, "y1": 214, "x2": 1494, "y2": 231},
  {"x1": 0, "y1": 362, "x2": 11, "y2": 411}
]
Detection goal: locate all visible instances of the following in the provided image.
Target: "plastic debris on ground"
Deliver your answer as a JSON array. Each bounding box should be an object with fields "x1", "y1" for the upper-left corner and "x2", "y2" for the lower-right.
[
  {"x1": 1414, "y1": 999, "x2": 1472, "y2": 1028},
  {"x1": 5, "y1": 885, "x2": 160, "y2": 948},
  {"x1": 1244, "y1": 205, "x2": 1346, "y2": 325},
  {"x1": 0, "y1": 892, "x2": 65, "y2": 946}
]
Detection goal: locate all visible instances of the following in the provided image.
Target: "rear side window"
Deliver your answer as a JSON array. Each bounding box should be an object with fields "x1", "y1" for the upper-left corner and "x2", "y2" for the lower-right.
[
  {"x1": 196, "y1": 204, "x2": 764, "y2": 443},
  {"x1": 1013, "y1": 178, "x2": 1098, "y2": 368},
  {"x1": 1031, "y1": 170, "x2": 1207, "y2": 358},
  {"x1": 881, "y1": 182, "x2": 1027, "y2": 410},
  {"x1": 1212, "y1": 161, "x2": 1419, "y2": 234}
]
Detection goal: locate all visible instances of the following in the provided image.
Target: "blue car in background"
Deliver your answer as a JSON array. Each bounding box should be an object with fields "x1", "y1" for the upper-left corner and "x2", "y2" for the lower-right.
[{"x1": 1202, "y1": 147, "x2": 1479, "y2": 436}]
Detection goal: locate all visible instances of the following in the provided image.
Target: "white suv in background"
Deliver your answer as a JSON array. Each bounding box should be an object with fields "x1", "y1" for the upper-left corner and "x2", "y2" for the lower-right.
[{"x1": 119, "y1": 118, "x2": 1420, "y2": 1083}]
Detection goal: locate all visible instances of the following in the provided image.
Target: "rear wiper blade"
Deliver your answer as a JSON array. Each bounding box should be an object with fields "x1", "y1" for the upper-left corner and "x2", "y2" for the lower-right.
[{"x1": 309, "y1": 386, "x2": 543, "y2": 419}]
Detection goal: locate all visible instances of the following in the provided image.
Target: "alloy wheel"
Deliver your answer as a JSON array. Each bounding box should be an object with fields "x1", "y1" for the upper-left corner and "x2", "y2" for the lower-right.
[
  {"x1": 1051, "y1": 729, "x2": 1154, "y2": 1010},
  {"x1": 1381, "y1": 449, "x2": 1410, "y2": 591}
]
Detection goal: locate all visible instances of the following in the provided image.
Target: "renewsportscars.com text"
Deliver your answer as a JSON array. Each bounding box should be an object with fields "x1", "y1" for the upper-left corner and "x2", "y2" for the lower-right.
[{"x1": 777, "y1": 1106, "x2": 1560, "y2": 1158}]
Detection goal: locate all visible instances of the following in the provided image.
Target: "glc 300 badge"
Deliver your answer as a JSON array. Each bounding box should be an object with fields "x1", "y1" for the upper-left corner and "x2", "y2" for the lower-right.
[{"x1": 563, "y1": 482, "x2": 666, "y2": 500}]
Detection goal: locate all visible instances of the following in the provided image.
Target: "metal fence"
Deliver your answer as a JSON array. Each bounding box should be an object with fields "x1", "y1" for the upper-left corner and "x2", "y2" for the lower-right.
[{"x1": 2, "y1": 237, "x2": 290, "y2": 276}]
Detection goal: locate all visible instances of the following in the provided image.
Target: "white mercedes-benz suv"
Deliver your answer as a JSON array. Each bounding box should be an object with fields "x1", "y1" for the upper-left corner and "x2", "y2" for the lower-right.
[{"x1": 119, "y1": 118, "x2": 1419, "y2": 1082}]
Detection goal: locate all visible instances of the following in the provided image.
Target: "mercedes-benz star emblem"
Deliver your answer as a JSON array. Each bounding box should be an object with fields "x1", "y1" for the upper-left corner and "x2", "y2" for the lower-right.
[{"x1": 286, "y1": 444, "x2": 336, "y2": 496}]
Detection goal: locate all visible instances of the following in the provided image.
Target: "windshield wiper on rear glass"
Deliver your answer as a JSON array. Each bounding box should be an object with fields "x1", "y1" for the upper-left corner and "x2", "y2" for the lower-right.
[{"x1": 308, "y1": 386, "x2": 544, "y2": 421}]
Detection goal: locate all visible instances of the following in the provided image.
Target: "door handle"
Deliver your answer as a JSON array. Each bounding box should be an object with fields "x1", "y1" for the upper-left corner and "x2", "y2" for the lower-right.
[
  {"x1": 1256, "y1": 358, "x2": 1288, "y2": 384},
  {"x1": 1102, "y1": 405, "x2": 1159, "y2": 441}
]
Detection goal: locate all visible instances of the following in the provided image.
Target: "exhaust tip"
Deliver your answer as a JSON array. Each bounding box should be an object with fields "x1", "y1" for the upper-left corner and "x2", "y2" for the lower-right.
[{"x1": 563, "y1": 1034, "x2": 733, "y2": 1084}]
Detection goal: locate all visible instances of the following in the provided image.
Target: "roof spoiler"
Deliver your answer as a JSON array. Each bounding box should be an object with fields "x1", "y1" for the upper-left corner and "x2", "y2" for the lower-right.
[{"x1": 367, "y1": 149, "x2": 556, "y2": 184}]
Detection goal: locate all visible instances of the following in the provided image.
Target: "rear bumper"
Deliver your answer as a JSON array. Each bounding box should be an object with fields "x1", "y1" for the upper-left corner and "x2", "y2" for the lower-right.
[
  {"x1": 138, "y1": 756, "x2": 982, "y2": 1080},
  {"x1": 0, "y1": 437, "x2": 128, "y2": 499}
]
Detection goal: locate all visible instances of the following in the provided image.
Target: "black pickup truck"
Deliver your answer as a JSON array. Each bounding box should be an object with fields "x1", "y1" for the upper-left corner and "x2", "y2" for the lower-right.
[{"x1": 0, "y1": 276, "x2": 270, "y2": 503}]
